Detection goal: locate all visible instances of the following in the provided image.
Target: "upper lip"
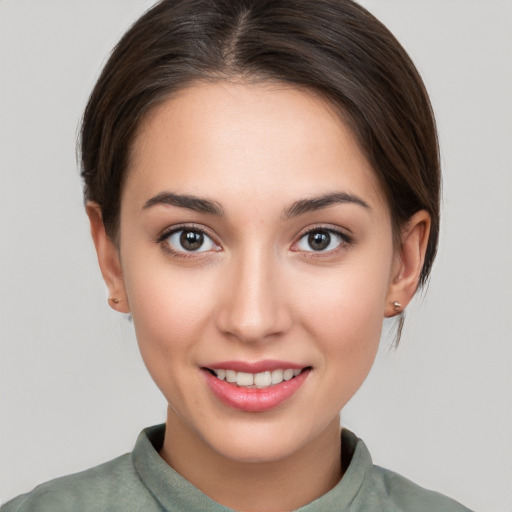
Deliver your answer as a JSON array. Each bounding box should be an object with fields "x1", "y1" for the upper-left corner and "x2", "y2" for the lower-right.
[{"x1": 203, "y1": 360, "x2": 307, "y2": 373}]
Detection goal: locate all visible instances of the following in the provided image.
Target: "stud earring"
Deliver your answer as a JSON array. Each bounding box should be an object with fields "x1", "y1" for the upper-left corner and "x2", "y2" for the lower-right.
[
  {"x1": 109, "y1": 297, "x2": 122, "y2": 304},
  {"x1": 393, "y1": 301, "x2": 402, "y2": 313}
]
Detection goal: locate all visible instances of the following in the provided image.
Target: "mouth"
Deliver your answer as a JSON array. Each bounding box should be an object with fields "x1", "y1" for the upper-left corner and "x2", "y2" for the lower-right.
[
  {"x1": 201, "y1": 362, "x2": 312, "y2": 412},
  {"x1": 205, "y1": 367, "x2": 309, "y2": 389}
]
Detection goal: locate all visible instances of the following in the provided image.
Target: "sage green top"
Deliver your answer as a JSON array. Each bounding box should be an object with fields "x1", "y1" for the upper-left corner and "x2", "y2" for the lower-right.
[{"x1": 2, "y1": 425, "x2": 473, "y2": 511}]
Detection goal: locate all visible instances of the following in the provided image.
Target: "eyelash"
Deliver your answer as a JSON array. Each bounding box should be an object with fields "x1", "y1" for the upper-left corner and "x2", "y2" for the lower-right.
[
  {"x1": 293, "y1": 226, "x2": 353, "y2": 256},
  {"x1": 156, "y1": 224, "x2": 220, "y2": 259},
  {"x1": 155, "y1": 224, "x2": 353, "y2": 258}
]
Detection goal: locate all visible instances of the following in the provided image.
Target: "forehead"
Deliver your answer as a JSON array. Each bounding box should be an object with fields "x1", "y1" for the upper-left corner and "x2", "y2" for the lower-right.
[{"x1": 125, "y1": 81, "x2": 387, "y2": 213}]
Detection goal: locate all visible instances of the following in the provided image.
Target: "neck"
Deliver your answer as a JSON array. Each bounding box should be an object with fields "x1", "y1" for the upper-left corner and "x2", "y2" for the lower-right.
[{"x1": 159, "y1": 409, "x2": 342, "y2": 512}]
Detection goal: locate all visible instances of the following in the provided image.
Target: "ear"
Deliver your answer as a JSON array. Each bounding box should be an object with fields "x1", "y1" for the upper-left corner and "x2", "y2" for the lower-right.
[
  {"x1": 385, "y1": 210, "x2": 431, "y2": 317},
  {"x1": 86, "y1": 202, "x2": 130, "y2": 313}
]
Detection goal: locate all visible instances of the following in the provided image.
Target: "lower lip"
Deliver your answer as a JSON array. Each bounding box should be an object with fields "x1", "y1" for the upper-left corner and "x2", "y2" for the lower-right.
[{"x1": 203, "y1": 368, "x2": 310, "y2": 412}]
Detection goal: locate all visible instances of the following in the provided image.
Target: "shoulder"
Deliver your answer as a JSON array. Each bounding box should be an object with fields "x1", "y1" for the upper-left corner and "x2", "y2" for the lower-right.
[
  {"x1": 340, "y1": 429, "x2": 474, "y2": 512},
  {"x1": 1, "y1": 453, "x2": 160, "y2": 512},
  {"x1": 367, "y1": 464, "x2": 474, "y2": 512}
]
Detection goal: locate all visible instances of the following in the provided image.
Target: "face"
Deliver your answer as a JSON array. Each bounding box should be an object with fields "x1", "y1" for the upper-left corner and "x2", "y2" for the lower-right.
[{"x1": 114, "y1": 82, "x2": 401, "y2": 463}]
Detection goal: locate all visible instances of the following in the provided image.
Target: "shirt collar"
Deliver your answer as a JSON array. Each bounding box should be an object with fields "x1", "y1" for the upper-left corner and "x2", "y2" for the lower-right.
[{"x1": 132, "y1": 424, "x2": 372, "y2": 511}]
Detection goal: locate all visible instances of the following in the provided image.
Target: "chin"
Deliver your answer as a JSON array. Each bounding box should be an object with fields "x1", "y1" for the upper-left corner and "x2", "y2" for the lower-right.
[
  {"x1": 201, "y1": 416, "x2": 338, "y2": 465},
  {"x1": 213, "y1": 434, "x2": 303, "y2": 464}
]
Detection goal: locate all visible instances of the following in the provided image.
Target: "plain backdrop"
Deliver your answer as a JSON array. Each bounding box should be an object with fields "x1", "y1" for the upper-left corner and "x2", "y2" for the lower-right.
[{"x1": 1, "y1": 1, "x2": 511, "y2": 510}]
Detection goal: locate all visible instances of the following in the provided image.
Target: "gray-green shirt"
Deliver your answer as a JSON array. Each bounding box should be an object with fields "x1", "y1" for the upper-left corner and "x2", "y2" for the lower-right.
[{"x1": 2, "y1": 425, "x2": 473, "y2": 511}]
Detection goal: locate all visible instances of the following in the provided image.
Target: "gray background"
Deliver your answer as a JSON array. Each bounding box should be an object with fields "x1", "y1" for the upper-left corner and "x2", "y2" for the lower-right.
[{"x1": 1, "y1": 1, "x2": 511, "y2": 510}]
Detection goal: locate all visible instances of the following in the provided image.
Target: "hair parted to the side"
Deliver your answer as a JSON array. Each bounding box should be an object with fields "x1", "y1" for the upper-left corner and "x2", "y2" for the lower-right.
[{"x1": 80, "y1": 0, "x2": 440, "y2": 291}]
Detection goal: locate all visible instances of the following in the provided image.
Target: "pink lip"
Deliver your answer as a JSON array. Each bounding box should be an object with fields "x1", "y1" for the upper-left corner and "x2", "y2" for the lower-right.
[
  {"x1": 205, "y1": 360, "x2": 305, "y2": 373},
  {"x1": 202, "y1": 366, "x2": 311, "y2": 413}
]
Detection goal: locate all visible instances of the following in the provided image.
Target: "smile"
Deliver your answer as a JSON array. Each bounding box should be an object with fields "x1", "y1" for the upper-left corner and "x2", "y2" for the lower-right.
[
  {"x1": 210, "y1": 368, "x2": 303, "y2": 388},
  {"x1": 202, "y1": 363, "x2": 312, "y2": 412}
]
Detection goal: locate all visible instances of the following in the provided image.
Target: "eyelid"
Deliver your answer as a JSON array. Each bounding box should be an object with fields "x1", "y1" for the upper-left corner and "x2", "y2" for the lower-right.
[
  {"x1": 154, "y1": 222, "x2": 352, "y2": 256},
  {"x1": 155, "y1": 223, "x2": 217, "y2": 243},
  {"x1": 155, "y1": 223, "x2": 222, "y2": 255},
  {"x1": 291, "y1": 225, "x2": 354, "y2": 253}
]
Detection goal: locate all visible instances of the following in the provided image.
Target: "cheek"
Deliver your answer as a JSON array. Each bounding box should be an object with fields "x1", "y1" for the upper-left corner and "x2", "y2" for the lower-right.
[
  {"x1": 121, "y1": 258, "x2": 218, "y2": 382},
  {"x1": 294, "y1": 246, "x2": 393, "y2": 392},
  {"x1": 305, "y1": 284, "x2": 384, "y2": 381},
  {"x1": 123, "y1": 267, "x2": 222, "y2": 419},
  {"x1": 299, "y1": 257, "x2": 391, "y2": 341},
  {"x1": 301, "y1": 285, "x2": 384, "y2": 414}
]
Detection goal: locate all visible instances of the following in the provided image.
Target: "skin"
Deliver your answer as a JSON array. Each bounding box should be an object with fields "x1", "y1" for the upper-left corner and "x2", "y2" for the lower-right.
[{"x1": 88, "y1": 81, "x2": 430, "y2": 511}]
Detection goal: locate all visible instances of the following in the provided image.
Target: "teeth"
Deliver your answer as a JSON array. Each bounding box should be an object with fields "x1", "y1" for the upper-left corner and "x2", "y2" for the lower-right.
[
  {"x1": 236, "y1": 372, "x2": 254, "y2": 387},
  {"x1": 212, "y1": 368, "x2": 304, "y2": 388},
  {"x1": 225, "y1": 369, "x2": 237, "y2": 383},
  {"x1": 271, "y1": 369, "x2": 283, "y2": 385},
  {"x1": 254, "y1": 371, "x2": 271, "y2": 388},
  {"x1": 283, "y1": 369, "x2": 294, "y2": 381}
]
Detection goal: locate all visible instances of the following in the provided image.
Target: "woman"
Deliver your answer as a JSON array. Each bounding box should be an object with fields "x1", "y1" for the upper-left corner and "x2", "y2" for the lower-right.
[{"x1": 2, "y1": 1, "x2": 476, "y2": 510}]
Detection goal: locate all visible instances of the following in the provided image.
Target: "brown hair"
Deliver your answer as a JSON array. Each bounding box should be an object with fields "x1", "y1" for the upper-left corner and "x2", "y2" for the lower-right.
[{"x1": 80, "y1": 0, "x2": 440, "y2": 289}]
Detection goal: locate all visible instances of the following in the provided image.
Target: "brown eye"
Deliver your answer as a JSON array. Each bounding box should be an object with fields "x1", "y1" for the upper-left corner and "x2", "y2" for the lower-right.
[
  {"x1": 295, "y1": 228, "x2": 349, "y2": 253},
  {"x1": 180, "y1": 230, "x2": 204, "y2": 251},
  {"x1": 308, "y1": 231, "x2": 331, "y2": 251},
  {"x1": 166, "y1": 229, "x2": 216, "y2": 253}
]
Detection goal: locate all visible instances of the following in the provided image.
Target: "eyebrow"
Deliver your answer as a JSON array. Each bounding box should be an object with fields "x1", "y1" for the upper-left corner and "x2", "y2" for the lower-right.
[
  {"x1": 282, "y1": 192, "x2": 371, "y2": 219},
  {"x1": 142, "y1": 191, "x2": 369, "y2": 219},
  {"x1": 142, "y1": 192, "x2": 224, "y2": 216}
]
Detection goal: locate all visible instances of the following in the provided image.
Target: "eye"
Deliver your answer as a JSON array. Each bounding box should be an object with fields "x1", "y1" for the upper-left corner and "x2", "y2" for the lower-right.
[
  {"x1": 295, "y1": 229, "x2": 347, "y2": 252},
  {"x1": 166, "y1": 229, "x2": 217, "y2": 253}
]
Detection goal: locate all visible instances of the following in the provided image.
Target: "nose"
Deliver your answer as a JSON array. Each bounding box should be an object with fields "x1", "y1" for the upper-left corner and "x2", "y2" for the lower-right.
[{"x1": 216, "y1": 248, "x2": 292, "y2": 343}]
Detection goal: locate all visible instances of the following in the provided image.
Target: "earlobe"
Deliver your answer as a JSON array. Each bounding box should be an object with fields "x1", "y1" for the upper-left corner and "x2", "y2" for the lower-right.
[
  {"x1": 86, "y1": 202, "x2": 130, "y2": 313},
  {"x1": 385, "y1": 210, "x2": 431, "y2": 318}
]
